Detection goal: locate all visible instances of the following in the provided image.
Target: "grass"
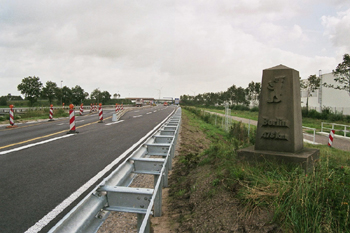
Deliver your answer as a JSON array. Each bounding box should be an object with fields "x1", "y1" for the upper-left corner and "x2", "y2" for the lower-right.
[{"x1": 182, "y1": 107, "x2": 350, "y2": 232}]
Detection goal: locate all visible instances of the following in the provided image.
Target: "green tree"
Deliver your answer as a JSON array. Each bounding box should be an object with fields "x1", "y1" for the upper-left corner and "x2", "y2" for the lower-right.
[
  {"x1": 101, "y1": 91, "x2": 111, "y2": 104},
  {"x1": 329, "y1": 53, "x2": 350, "y2": 93},
  {"x1": 246, "y1": 81, "x2": 261, "y2": 107},
  {"x1": 41, "y1": 81, "x2": 58, "y2": 104},
  {"x1": 91, "y1": 88, "x2": 102, "y2": 103},
  {"x1": 300, "y1": 74, "x2": 321, "y2": 114},
  {"x1": 61, "y1": 86, "x2": 72, "y2": 105},
  {"x1": 71, "y1": 85, "x2": 88, "y2": 105},
  {"x1": 17, "y1": 76, "x2": 43, "y2": 106}
]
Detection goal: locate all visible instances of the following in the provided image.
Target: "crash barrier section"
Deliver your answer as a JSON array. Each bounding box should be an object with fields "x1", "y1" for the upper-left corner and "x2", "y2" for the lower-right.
[
  {"x1": 321, "y1": 122, "x2": 350, "y2": 139},
  {"x1": 328, "y1": 129, "x2": 335, "y2": 147},
  {"x1": 302, "y1": 126, "x2": 316, "y2": 144},
  {"x1": 49, "y1": 107, "x2": 181, "y2": 233}
]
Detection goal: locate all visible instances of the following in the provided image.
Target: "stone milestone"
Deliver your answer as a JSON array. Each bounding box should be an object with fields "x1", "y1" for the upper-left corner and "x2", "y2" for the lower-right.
[{"x1": 238, "y1": 65, "x2": 319, "y2": 171}]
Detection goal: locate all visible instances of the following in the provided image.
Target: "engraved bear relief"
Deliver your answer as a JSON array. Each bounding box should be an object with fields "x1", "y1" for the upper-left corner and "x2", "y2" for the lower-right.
[{"x1": 267, "y1": 76, "x2": 285, "y2": 103}]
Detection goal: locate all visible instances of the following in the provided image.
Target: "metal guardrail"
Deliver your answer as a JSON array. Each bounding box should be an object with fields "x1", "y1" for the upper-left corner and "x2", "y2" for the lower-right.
[
  {"x1": 321, "y1": 122, "x2": 350, "y2": 138},
  {"x1": 48, "y1": 107, "x2": 181, "y2": 233},
  {"x1": 302, "y1": 126, "x2": 316, "y2": 144}
]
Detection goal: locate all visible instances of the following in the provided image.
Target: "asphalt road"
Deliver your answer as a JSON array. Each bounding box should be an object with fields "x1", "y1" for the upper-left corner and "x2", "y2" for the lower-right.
[{"x1": 0, "y1": 105, "x2": 176, "y2": 233}]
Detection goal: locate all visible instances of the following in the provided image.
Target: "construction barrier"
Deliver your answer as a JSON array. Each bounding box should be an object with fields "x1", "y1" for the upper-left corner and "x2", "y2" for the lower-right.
[
  {"x1": 115, "y1": 103, "x2": 119, "y2": 113},
  {"x1": 98, "y1": 103, "x2": 103, "y2": 123},
  {"x1": 80, "y1": 104, "x2": 84, "y2": 116},
  {"x1": 49, "y1": 104, "x2": 54, "y2": 121},
  {"x1": 328, "y1": 129, "x2": 335, "y2": 147},
  {"x1": 67, "y1": 104, "x2": 77, "y2": 134},
  {"x1": 90, "y1": 103, "x2": 93, "y2": 113},
  {"x1": 62, "y1": 103, "x2": 65, "y2": 109},
  {"x1": 121, "y1": 104, "x2": 124, "y2": 111},
  {"x1": 9, "y1": 105, "x2": 14, "y2": 126}
]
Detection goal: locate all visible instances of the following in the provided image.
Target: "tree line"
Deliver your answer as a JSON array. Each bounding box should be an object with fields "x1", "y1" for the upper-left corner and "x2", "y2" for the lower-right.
[
  {"x1": 0, "y1": 76, "x2": 123, "y2": 107},
  {"x1": 181, "y1": 54, "x2": 350, "y2": 110}
]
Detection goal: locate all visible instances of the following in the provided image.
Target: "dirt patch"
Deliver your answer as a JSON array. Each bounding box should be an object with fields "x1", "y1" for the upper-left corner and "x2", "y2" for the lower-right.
[{"x1": 153, "y1": 111, "x2": 280, "y2": 232}]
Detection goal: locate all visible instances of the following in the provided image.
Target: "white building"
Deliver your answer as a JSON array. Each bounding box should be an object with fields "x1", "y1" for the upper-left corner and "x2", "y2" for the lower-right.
[{"x1": 301, "y1": 72, "x2": 350, "y2": 115}]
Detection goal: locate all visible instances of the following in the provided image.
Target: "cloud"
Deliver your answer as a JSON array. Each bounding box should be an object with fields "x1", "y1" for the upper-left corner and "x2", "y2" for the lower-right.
[
  {"x1": 322, "y1": 8, "x2": 350, "y2": 54},
  {"x1": 0, "y1": 0, "x2": 349, "y2": 99}
]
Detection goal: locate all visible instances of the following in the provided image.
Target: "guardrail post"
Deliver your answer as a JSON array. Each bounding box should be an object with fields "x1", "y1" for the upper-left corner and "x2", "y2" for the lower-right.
[{"x1": 154, "y1": 175, "x2": 162, "y2": 217}]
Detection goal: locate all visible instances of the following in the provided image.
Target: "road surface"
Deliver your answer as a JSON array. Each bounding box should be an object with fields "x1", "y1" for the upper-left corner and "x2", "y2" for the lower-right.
[{"x1": 0, "y1": 105, "x2": 176, "y2": 233}]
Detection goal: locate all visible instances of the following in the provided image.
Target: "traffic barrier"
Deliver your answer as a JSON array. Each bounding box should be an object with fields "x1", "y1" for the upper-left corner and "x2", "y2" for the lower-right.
[
  {"x1": 115, "y1": 103, "x2": 119, "y2": 113},
  {"x1": 94, "y1": 103, "x2": 97, "y2": 112},
  {"x1": 90, "y1": 103, "x2": 93, "y2": 113},
  {"x1": 7, "y1": 104, "x2": 16, "y2": 128},
  {"x1": 62, "y1": 103, "x2": 65, "y2": 109},
  {"x1": 49, "y1": 104, "x2": 54, "y2": 121},
  {"x1": 49, "y1": 107, "x2": 181, "y2": 233},
  {"x1": 67, "y1": 104, "x2": 78, "y2": 134},
  {"x1": 328, "y1": 129, "x2": 335, "y2": 147},
  {"x1": 121, "y1": 104, "x2": 124, "y2": 111},
  {"x1": 98, "y1": 103, "x2": 103, "y2": 123},
  {"x1": 80, "y1": 104, "x2": 84, "y2": 116}
]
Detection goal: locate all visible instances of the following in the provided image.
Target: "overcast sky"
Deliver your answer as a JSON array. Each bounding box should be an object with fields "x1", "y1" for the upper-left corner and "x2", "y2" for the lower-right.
[{"x1": 1, "y1": 0, "x2": 350, "y2": 100}]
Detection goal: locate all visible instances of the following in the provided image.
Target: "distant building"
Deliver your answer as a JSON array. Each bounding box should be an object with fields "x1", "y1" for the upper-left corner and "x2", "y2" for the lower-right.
[{"x1": 301, "y1": 72, "x2": 350, "y2": 115}]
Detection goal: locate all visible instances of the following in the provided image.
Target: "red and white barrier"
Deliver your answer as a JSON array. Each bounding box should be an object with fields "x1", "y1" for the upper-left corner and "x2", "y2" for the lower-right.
[
  {"x1": 79, "y1": 104, "x2": 84, "y2": 116},
  {"x1": 121, "y1": 104, "x2": 124, "y2": 111},
  {"x1": 115, "y1": 103, "x2": 119, "y2": 113},
  {"x1": 49, "y1": 104, "x2": 54, "y2": 121},
  {"x1": 328, "y1": 129, "x2": 335, "y2": 147},
  {"x1": 98, "y1": 103, "x2": 103, "y2": 123},
  {"x1": 90, "y1": 103, "x2": 93, "y2": 113},
  {"x1": 9, "y1": 105, "x2": 14, "y2": 126},
  {"x1": 68, "y1": 104, "x2": 77, "y2": 133}
]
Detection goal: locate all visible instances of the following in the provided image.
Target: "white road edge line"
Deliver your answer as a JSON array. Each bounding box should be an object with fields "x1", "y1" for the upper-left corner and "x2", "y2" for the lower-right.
[
  {"x1": 146, "y1": 112, "x2": 152, "y2": 115},
  {"x1": 26, "y1": 108, "x2": 175, "y2": 233},
  {"x1": 105, "y1": 120, "x2": 124, "y2": 126},
  {"x1": 133, "y1": 115, "x2": 142, "y2": 118},
  {"x1": 0, "y1": 134, "x2": 74, "y2": 155}
]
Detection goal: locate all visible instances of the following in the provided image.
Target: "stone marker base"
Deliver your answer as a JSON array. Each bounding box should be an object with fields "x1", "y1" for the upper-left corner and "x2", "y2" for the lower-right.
[{"x1": 237, "y1": 146, "x2": 320, "y2": 172}]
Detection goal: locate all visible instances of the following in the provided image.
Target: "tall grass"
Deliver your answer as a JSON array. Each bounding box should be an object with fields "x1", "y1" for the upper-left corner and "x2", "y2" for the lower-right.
[{"x1": 186, "y1": 108, "x2": 350, "y2": 232}]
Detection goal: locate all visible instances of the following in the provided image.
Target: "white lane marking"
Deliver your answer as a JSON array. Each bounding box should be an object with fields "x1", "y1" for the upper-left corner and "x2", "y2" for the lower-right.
[
  {"x1": 153, "y1": 110, "x2": 157, "y2": 112},
  {"x1": 146, "y1": 112, "x2": 152, "y2": 115},
  {"x1": 75, "y1": 120, "x2": 85, "y2": 123},
  {"x1": 134, "y1": 110, "x2": 140, "y2": 112},
  {"x1": 57, "y1": 123, "x2": 65, "y2": 125},
  {"x1": 105, "y1": 120, "x2": 125, "y2": 126},
  {"x1": 26, "y1": 109, "x2": 176, "y2": 233},
  {"x1": 0, "y1": 134, "x2": 74, "y2": 155},
  {"x1": 133, "y1": 115, "x2": 142, "y2": 118}
]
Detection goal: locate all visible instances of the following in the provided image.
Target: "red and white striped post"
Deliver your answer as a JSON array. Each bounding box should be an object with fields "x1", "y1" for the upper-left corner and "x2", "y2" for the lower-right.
[
  {"x1": 121, "y1": 103, "x2": 124, "y2": 111},
  {"x1": 328, "y1": 129, "x2": 335, "y2": 147},
  {"x1": 62, "y1": 103, "x2": 65, "y2": 109},
  {"x1": 9, "y1": 104, "x2": 14, "y2": 126},
  {"x1": 49, "y1": 104, "x2": 54, "y2": 121},
  {"x1": 90, "y1": 103, "x2": 93, "y2": 113},
  {"x1": 98, "y1": 103, "x2": 103, "y2": 123},
  {"x1": 67, "y1": 104, "x2": 77, "y2": 134},
  {"x1": 79, "y1": 104, "x2": 84, "y2": 116},
  {"x1": 94, "y1": 103, "x2": 97, "y2": 112},
  {"x1": 115, "y1": 103, "x2": 118, "y2": 113}
]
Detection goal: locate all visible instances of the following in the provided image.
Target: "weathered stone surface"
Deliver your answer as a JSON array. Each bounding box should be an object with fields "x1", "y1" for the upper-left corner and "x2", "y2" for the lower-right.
[
  {"x1": 255, "y1": 64, "x2": 303, "y2": 153},
  {"x1": 238, "y1": 146, "x2": 319, "y2": 172},
  {"x1": 238, "y1": 65, "x2": 319, "y2": 171}
]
